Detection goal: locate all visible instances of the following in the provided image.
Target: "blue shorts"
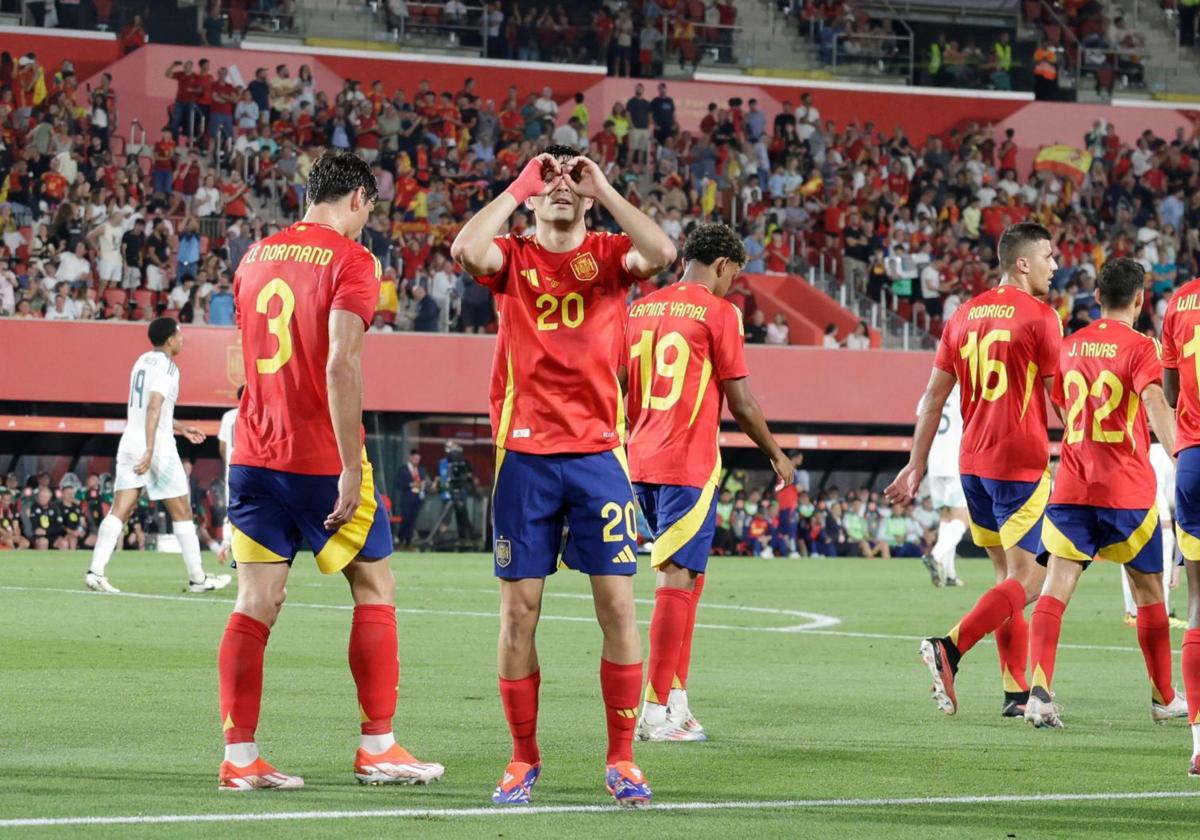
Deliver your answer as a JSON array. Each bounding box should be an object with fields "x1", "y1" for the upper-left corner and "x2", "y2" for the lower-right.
[
  {"x1": 961, "y1": 469, "x2": 1050, "y2": 554},
  {"x1": 1176, "y1": 446, "x2": 1200, "y2": 560},
  {"x1": 228, "y1": 455, "x2": 392, "y2": 575},
  {"x1": 1041, "y1": 503, "x2": 1163, "y2": 574},
  {"x1": 492, "y1": 449, "x2": 639, "y2": 579},
  {"x1": 635, "y1": 482, "x2": 717, "y2": 573}
]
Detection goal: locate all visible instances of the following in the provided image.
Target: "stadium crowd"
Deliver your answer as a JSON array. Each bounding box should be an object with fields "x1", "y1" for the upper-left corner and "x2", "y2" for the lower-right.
[{"x1": 1, "y1": 45, "x2": 1199, "y2": 345}]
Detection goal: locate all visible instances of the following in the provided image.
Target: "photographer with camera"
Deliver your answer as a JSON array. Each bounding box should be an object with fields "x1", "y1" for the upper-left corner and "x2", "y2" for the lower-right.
[{"x1": 431, "y1": 441, "x2": 477, "y2": 551}]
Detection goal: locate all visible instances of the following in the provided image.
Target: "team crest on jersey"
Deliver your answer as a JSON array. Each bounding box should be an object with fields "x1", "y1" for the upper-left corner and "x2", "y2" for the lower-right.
[
  {"x1": 495, "y1": 539, "x2": 512, "y2": 568},
  {"x1": 570, "y1": 252, "x2": 599, "y2": 282}
]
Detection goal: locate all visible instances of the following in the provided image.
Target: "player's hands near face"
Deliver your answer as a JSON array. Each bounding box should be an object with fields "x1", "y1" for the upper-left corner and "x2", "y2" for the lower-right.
[
  {"x1": 133, "y1": 450, "x2": 153, "y2": 475},
  {"x1": 884, "y1": 463, "x2": 922, "y2": 506},
  {"x1": 325, "y1": 465, "x2": 363, "y2": 531},
  {"x1": 563, "y1": 155, "x2": 611, "y2": 199},
  {"x1": 505, "y1": 153, "x2": 562, "y2": 203},
  {"x1": 182, "y1": 426, "x2": 206, "y2": 444},
  {"x1": 771, "y1": 454, "x2": 795, "y2": 491}
]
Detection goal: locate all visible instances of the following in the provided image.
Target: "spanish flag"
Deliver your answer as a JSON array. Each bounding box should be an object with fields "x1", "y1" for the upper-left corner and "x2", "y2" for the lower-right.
[{"x1": 1034, "y1": 144, "x2": 1092, "y2": 183}]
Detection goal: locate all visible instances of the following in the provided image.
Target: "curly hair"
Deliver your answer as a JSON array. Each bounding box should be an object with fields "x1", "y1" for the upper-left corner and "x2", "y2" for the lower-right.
[
  {"x1": 306, "y1": 150, "x2": 379, "y2": 206},
  {"x1": 682, "y1": 223, "x2": 746, "y2": 266}
]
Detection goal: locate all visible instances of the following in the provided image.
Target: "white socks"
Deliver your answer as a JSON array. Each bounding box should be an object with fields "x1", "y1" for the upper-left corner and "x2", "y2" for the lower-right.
[
  {"x1": 933, "y1": 519, "x2": 967, "y2": 579},
  {"x1": 668, "y1": 688, "x2": 688, "y2": 711},
  {"x1": 642, "y1": 702, "x2": 668, "y2": 726},
  {"x1": 224, "y1": 741, "x2": 259, "y2": 766},
  {"x1": 1121, "y1": 566, "x2": 1138, "y2": 616},
  {"x1": 360, "y1": 732, "x2": 396, "y2": 754},
  {"x1": 88, "y1": 514, "x2": 124, "y2": 576},
  {"x1": 1193, "y1": 723, "x2": 1200, "y2": 758},
  {"x1": 173, "y1": 520, "x2": 206, "y2": 583}
]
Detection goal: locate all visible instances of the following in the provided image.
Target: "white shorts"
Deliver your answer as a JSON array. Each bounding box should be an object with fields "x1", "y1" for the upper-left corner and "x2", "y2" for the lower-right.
[
  {"x1": 98, "y1": 257, "x2": 122, "y2": 283},
  {"x1": 114, "y1": 449, "x2": 189, "y2": 501},
  {"x1": 929, "y1": 475, "x2": 967, "y2": 509},
  {"x1": 145, "y1": 265, "x2": 166, "y2": 292},
  {"x1": 122, "y1": 267, "x2": 142, "y2": 290}
]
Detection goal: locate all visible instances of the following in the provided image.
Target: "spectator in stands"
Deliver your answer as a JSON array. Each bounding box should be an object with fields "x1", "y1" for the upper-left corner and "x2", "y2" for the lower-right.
[
  {"x1": 119, "y1": 14, "x2": 147, "y2": 55},
  {"x1": 822, "y1": 323, "x2": 840, "y2": 348},
  {"x1": 208, "y1": 280, "x2": 235, "y2": 326},
  {"x1": 745, "y1": 309, "x2": 768, "y2": 344},
  {"x1": 411, "y1": 284, "x2": 439, "y2": 332},
  {"x1": 845, "y1": 321, "x2": 871, "y2": 349},
  {"x1": 766, "y1": 313, "x2": 790, "y2": 345}
]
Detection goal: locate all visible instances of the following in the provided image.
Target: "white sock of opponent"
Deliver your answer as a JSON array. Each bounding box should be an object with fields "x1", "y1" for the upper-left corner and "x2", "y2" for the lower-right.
[
  {"x1": 224, "y1": 741, "x2": 259, "y2": 766},
  {"x1": 173, "y1": 520, "x2": 206, "y2": 583},
  {"x1": 88, "y1": 514, "x2": 124, "y2": 576},
  {"x1": 1163, "y1": 525, "x2": 1176, "y2": 609},
  {"x1": 933, "y1": 519, "x2": 966, "y2": 580},
  {"x1": 1121, "y1": 566, "x2": 1138, "y2": 617}
]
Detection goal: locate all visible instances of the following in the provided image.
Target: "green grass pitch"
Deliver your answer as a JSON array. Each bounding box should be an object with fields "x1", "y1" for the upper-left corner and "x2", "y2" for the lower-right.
[{"x1": 1, "y1": 550, "x2": 1198, "y2": 838}]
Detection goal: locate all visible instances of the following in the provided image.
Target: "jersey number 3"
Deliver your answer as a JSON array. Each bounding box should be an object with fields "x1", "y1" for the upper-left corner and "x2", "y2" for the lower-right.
[{"x1": 255, "y1": 278, "x2": 297, "y2": 374}]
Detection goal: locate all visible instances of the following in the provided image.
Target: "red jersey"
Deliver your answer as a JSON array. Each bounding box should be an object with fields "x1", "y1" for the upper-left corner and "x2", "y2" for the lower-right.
[
  {"x1": 1161, "y1": 277, "x2": 1200, "y2": 454},
  {"x1": 211, "y1": 81, "x2": 236, "y2": 116},
  {"x1": 933, "y1": 284, "x2": 1061, "y2": 482},
  {"x1": 232, "y1": 222, "x2": 380, "y2": 474},
  {"x1": 477, "y1": 230, "x2": 639, "y2": 455},
  {"x1": 1050, "y1": 319, "x2": 1161, "y2": 508},
  {"x1": 626, "y1": 282, "x2": 749, "y2": 488}
]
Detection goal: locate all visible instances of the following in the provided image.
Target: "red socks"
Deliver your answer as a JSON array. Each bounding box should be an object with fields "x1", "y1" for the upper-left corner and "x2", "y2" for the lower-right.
[
  {"x1": 646, "y1": 587, "x2": 692, "y2": 705},
  {"x1": 995, "y1": 608, "x2": 1030, "y2": 693},
  {"x1": 218, "y1": 612, "x2": 270, "y2": 745},
  {"x1": 1183, "y1": 629, "x2": 1200, "y2": 726},
  {"x1": 499, "y1": 671, "x2": 541, "y2": 765},
  {"x1": 1029, "y1": 595, "x2": 1066, "y2": 692},
  {"x1": 1136, "y1": 603, "x2": 1176, "y2": 705},
  {"x1": 675, "y1": 573, "x2": 705, "y2": 690},
  {"x1": 600, "y1": 658, "x2": 641, "y2": 765},
  {"x1": 349, "y1": 604, "x2": 399, "y2": 736},
  {"x1": 950, "y1": 577, "x2": 1025, "y2": 655}
]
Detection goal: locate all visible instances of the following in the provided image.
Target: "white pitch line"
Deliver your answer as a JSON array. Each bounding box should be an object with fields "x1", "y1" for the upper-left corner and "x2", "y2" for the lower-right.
[
  {"x1": 0, "y1": 585, "x2": 1146, "y2": 651},
  {"x1": 2, "y1": 789, "x2": 1198, "y2": 828},
  {"x1": 0, "y1": 586, "x2": 827, "y2": 633}
]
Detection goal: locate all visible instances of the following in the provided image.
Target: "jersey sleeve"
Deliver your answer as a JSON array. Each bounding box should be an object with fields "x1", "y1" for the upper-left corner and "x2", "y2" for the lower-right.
[
  {"x1": 932, "y1": 314, "x2": 957, "y2": 374},
  {"x1": 331, "y1": 246, "x2": 381, "y2": 327},
  {"x1": 1133, "y1": 337, "x2": 1164, "y2": 395},
  {"x1": 473, "y1": 235, "x2": 513, "y2": 292},
  {"x1": 608, "y1": 233, "x2": 642, "y2": 289},
  {"x1": 146, "y1": 359, "x2": 176, "y2": 398},
  {"x1": 1037, "y1": 306, "x2": 1064, "y2": 377},
  {"x1": 714, "y1": 303, "x2": 750, "y2": 381},
  {"x1": 1162, "y1": 306, "x2": 1179, "y2": 369}
]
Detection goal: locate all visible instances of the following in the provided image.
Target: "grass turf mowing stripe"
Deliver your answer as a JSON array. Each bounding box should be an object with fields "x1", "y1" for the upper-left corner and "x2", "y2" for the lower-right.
[
  {"x1": 0, "y1": 585, "x2": 1148, "y2": 651},
  {"x1": 3, "y1": 790, "x2": 1200, "y2": 828}
]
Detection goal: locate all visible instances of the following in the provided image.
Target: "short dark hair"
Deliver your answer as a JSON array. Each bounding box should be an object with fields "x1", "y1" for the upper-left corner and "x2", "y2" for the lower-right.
[
  {"x1": 997, "y1": 222, "x2": 1052, "y2": 270},
  {"x1": 544, "y1": 144, "x2": 578, "y2": 161},
  {"x1": 1097, "y1": 257, "x2": 1144, "y2": 308},
  {"x1": 682, "y1": 223, "x2": 746, "y2": 266},
  {"x1": 148, "y1": 317, "x2": 178, "y2": 347},
  {"x1": 306, "y1": 150, "x2": 378, "y2": 206}
]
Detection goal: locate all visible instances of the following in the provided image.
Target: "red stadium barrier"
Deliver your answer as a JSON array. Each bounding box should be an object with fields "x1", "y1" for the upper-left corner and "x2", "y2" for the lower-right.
[{"x1": 0, "y1": 319, "x2": 935, "y2": 425}]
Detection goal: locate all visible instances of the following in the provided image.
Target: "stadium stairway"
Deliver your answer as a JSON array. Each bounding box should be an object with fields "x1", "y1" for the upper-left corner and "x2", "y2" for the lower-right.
[
  {"x1": 746, "y1": 273, "x2": 885, "y2": 348},
  {"x1": 1106, "y1": 0, "x2": 1200, "y2": 97}
]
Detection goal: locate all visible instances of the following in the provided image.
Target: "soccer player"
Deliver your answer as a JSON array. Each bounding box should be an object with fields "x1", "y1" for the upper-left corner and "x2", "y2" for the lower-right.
[
  {"x1": 450, "y1": 145, "x2": 677, "y2": 806},
  {"x1": 217, "y1": 151, "x2": 444, "y2": 791},
  {"x1": 1025, "y1": 257, "x2": 1186, "y2": 728},
  {"x1": 1161, "y1": 269, "x2": 1200, "y2": 776},
  {"x1": 84, "y1": 317, "x2": 230, "y2": 595},
  {"x1": 624, "y1": 223, "x2": 793, "y2": 742},
  {"x1": 216, "y1": 385, "x2": 243, "y2": 565},
  {"x1": 885, "y1": 222, "x2": 1061, "y2": 717},
  {"x1": 924, "y1": 384, "x2": 969, "y2": 587}
]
